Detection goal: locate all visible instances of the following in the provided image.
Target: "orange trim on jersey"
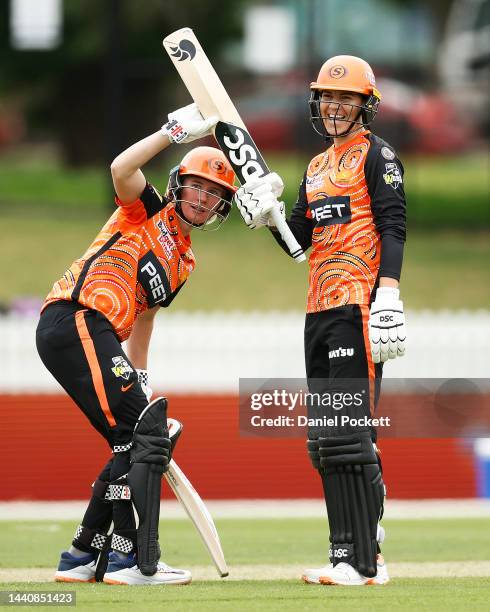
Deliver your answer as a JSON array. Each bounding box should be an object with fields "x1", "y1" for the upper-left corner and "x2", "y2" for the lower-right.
[
  {"x1": 75, "y1": 309, "x2": 116, "y2": 427},
  {"x1": 360, "y1": 304, "x2": 375, "y2": 416}
]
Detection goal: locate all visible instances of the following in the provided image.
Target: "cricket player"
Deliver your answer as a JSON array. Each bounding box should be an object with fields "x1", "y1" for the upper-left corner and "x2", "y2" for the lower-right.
[
  {"x1": 36, "y1": 103, "x2": 236, "y2": 585},
  {"x1": 235, "y1": 56, "x2": 406, "y2": 585}
]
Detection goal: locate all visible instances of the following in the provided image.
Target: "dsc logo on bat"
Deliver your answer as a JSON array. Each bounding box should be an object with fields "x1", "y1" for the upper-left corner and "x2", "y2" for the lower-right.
[{"x1": 221, "y1": 125, "x2": 266, "y2": 182}]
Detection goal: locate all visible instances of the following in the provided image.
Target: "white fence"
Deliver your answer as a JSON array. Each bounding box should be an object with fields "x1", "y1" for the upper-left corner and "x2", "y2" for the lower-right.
[{"x1": 0, "y1": 310, "x2": 489, "y2": 393}]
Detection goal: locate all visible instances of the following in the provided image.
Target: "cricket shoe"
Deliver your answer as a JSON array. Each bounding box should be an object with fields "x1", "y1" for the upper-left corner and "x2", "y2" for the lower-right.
[
  {"x1": 54, "y1": 551, "x2": 96, "y2": 583},
  {"x1": 302, "y1": 563, "x2": 333, "y2": 584},
  {"x1": 103, "y1": 552, "x2": 192, "y2": 585},
  {"x1": 302, "y1": 554, "x2": 389, "y2": 585}
]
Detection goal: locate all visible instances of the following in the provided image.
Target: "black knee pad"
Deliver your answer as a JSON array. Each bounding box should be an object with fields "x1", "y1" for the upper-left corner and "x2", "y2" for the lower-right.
[
  {"x1": 318, "y1": 431, "x2": 378, "y2": 467},
  {"x1": 319, "y1": 431, "x2": 385, "y2": 578},
  {"x1": 130, "y1": 405, "x2": 171, "y2": 468}
]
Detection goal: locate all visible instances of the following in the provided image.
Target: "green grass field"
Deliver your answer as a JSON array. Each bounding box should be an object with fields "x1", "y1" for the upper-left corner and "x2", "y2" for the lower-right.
[
  {"x1": 0, "y1": 580, "x2": 488, "y2": 612},
  {"x1": 1, "y1": 518, "x2": 489, "y2": 611},
  {"x1": 0, "y1": 202, "x2": 488, "y2": 309}
]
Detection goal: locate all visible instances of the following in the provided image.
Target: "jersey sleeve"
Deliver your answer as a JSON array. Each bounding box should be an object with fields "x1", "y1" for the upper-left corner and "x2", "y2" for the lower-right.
[
  {"x1": 365, "y1": 138, "x2": 407, "y2": 281},
  {"x1": 115, "y1": 182, "x2": 168, "y2": 223},
  {"x1": 160, "y1": 280, "x2": 186, "y2": 308},
  {"x1": 269, "y1": 173, "x2": 315, "y2": 256}
]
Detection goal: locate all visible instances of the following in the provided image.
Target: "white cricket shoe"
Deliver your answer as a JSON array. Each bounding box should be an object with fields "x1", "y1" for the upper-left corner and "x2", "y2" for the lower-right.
[
  {"x1": 303, "y1": 554, "x2": 389, "y2": 585},
  {"x1": 302, "y1": 563, "x2": 333, "y2": 584},
  {"x1": 54, "y1": 551, "x2": 96, "y2": 583},
  {"x1": 103, "y1": 552, "x2": 192, "y2": 585}
]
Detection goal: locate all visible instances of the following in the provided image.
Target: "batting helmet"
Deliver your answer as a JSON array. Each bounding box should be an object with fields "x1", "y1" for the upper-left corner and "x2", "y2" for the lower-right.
[
  {"x1": 168, "y1": 147, "x2": 237, "y2": 230},
  {"x1": 309, "y1": 55, "x2": 382, "y2": 137}
]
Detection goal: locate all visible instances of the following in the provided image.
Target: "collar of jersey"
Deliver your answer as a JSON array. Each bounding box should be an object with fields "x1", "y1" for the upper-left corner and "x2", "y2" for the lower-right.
[{"x1": 331, "y1": 129, "x2": 370, "y2": 152}]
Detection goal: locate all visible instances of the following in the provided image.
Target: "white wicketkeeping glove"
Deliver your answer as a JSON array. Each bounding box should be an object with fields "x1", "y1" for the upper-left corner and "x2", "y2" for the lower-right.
[
  {"x1": 235, "y1": 172, "x2": 285, "y2": 229},
  {"x1": 162, "y1": 103, "x2": 218, "y2": 144},
  {"x1": 136, "y1": 369, "x2": 153, "y2": 403},
  {"x1": 369, "y1": 287, "x2": 406, "y2": 363}
]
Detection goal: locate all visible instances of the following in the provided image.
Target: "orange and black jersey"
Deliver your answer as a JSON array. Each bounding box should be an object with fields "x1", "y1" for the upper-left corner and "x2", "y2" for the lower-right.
[
  {"x1": 272, "y1": 131, "x2": 406, "y2": 312},
  {"x1": 42, "y1": 183, "x2": 195, "y2": 341}
]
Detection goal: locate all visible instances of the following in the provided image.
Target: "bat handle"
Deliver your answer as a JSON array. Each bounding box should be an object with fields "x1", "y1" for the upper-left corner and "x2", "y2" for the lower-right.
[{"x1": 270, "y1": 207, "x2": 306, "y2": 263}]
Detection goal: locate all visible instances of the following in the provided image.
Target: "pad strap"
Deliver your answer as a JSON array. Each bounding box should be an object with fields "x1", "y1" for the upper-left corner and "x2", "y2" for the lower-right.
[
  {"x1": 92, "y1": 477, "x2": 132, "y2": 501},
  {"x1": 106, "y1": 482, "x2": 132, "y2": 501},
  {"x1": 113, "y1": 442, "x2": 132, "y2": 453},
  {"x1": 111, "y1": 531, "x2": 136, "y2": 554},
  {"x1": 73, "y1": 524, "x2": 108, "y2": 552}
]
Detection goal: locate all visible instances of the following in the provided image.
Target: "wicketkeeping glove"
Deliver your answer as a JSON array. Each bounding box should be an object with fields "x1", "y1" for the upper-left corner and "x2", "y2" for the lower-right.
[
  {"x1": 369, "y1": 287, "x2": 406, "y2": 363},
  {"x1": 136, "y1": 369, "x2": 153, "y2": 403},
  {"x1": 162, "y1": 102, "x2": 218, "y2": 144},
  {"x1": 235, "y1": 172, "x2": 285, "y2": 229}
]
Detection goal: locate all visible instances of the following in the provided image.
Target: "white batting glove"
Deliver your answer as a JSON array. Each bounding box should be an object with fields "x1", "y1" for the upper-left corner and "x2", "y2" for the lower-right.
[
  {"x1": 235, "y1": 172, "x2": 285, "y2": 230},
  {"x1": 369, "y1": 287, "x2": 406, "y2": 363},
  {"x1": 136, "y1": 369, "x2": 153, "y2": 403},
  {"x1": 162, "y1": 103, "x2": 218, "y2": 144}
]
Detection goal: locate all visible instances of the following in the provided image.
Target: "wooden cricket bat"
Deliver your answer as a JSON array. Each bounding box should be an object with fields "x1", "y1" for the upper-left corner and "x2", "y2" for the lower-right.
[
  {"x1": 166, "y1": 419, "x2": 228, "y2": 577},
  {"x1": 163, "y1": 27, "x2": 306, "y2": 263},
  {"x1": 165, "y1": 460, "x2": 228, "y2": 577}
]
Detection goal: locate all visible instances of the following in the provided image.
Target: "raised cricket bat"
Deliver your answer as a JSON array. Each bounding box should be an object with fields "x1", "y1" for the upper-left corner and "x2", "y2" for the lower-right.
[
  {"x1": 166, "y1": 419, "x2": 228, "y2": 577},
  {"x1": 163, "y1": 27, "x2": 306, "y2": 263}
]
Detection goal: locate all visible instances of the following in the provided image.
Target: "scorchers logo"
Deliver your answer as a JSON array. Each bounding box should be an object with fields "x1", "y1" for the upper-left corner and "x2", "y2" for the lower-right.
[
  {"x1": 329, "y1": 65, "x2": 347, "y2": 79},
  {"x1": 383, "y1": 162, "x2": 403, "y2": 190},
  {"x1": 215, "y1": 123, "x2": 267, "y2": 182},
  {"x1": 209, "y1": 158, "x2": 227, "y2": 174},
  {"x1": 111, "y1": 356, "x2": 133, "y2": 380}
]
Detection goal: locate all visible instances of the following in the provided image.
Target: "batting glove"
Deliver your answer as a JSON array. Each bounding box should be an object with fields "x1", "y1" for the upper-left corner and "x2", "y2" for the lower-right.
[
  {"x1": 235, "y1": 172, "x2": 285, "y2": 229},
  {"x1": 162, "y1": 103, "x2": 218, "y2": 144},
  {"x1": 136, "y1": 369, "x2": 153, "y2": 403},
  {"x1": 369, "y1": 287, "x2": 406, "y2": 363}
]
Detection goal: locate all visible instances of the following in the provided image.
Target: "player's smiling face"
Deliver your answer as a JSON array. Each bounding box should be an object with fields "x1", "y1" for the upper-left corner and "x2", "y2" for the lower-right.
[
  {"x1": 320, "y1": 90, "x2": 364, "y2": 136},
  {"x1": 179, "y1": 175, "x2": 227, "y2": 227}
]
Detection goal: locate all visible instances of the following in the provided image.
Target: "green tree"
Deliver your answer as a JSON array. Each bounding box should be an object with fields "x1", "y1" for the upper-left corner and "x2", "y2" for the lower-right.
[{"x1": 0, "y1": 0, "x2": 245, "y2": 164}]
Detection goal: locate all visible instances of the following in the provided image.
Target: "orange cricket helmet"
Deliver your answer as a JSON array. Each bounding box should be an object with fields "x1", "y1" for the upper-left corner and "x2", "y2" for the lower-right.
[
  {"x1": 168, "y1": 146, "x2": 237, "y2": 231},
  {"x1": 309, "y1": 55, "x2": 382, "y2": 138},
  {"x1": 177, "y1": 147, "x2": 237, "y2": 195}
]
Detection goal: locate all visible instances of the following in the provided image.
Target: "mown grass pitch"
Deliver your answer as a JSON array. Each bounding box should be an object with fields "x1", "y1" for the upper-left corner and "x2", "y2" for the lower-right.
[
  {"x1": 1, "y1": 518, "x2": 489, "y2": 611},
  {"x1": 0, "y1": 579, "x2": 488, "y2": 612}
]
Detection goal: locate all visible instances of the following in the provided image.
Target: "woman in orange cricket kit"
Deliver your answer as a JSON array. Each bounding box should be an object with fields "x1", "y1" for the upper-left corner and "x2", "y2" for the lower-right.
[
  {"x1": 235, "y1": 55, "x2": 407, "y2": 586},
  {"x1": 36, "y1": 103, "x2": 236, "y2": 585}
]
